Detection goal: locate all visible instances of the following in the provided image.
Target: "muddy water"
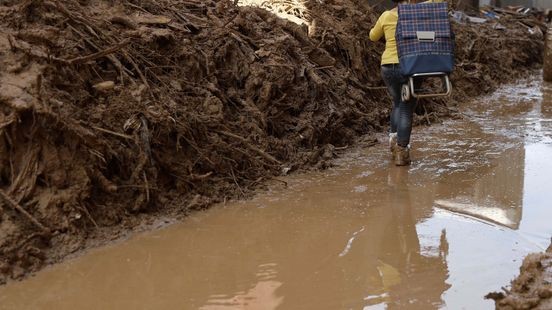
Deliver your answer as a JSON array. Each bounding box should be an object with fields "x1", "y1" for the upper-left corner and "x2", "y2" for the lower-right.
[{"x1": 1, "y1": 79, "x2": 552, "y2": 309}]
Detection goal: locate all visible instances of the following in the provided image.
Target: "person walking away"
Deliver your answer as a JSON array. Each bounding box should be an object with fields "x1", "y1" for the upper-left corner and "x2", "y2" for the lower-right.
[{"x1": 369, "y1": 0, "x2": 443, "y2": 166}]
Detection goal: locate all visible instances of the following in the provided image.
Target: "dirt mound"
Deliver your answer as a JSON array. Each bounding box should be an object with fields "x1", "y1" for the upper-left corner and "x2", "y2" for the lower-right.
[
  {"x1": 486, "y1": 243, "x2": 552, "y2": 309},
  {"x1": 0, "y1": 0, "x2": 544, "y2": 283}
]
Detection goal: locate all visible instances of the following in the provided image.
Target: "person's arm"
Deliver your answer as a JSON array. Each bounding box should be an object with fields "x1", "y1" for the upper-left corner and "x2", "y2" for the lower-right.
[{"x1": 369, "y1": 13, "x2": 385, "y2": 42}]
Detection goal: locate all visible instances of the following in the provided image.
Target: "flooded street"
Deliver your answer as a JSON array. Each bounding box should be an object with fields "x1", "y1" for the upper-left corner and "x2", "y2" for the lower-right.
[{"x1": 1, "y1": 78, "x2": 551, "y2": 309}]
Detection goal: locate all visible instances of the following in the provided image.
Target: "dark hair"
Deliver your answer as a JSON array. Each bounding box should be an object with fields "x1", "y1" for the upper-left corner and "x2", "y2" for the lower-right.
[{"x1": 391, "y1": 0, "x2": 401, "y2": 2}]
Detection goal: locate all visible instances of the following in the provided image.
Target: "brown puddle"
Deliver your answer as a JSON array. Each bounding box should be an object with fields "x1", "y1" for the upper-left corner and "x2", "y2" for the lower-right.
[{"x1": 0, "y1": 79, "x2": 551, "y2": 309}]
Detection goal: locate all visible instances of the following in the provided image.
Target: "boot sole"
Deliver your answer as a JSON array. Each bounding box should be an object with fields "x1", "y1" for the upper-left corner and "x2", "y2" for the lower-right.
[{"x1": 394, "y1": 160, "x2": 411, "y2": 166}]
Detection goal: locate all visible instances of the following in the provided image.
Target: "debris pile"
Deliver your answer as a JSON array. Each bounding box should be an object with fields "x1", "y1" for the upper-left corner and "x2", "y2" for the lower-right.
[
  {"x1": 238, "y1": 0, "x2": 311, "y2": 25},
  {"x1": 0, "y1": 0, "x2": 544, "y2": 283},
  {"x1": 486, "y1": 244, "x2": 552, "y2": 309},
  {"x1": 451, "y1": 19, "x2": 543, "y2": 97}
]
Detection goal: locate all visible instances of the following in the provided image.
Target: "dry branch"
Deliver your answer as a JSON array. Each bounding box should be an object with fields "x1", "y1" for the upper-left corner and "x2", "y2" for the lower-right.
[
  {"x1": 66, "y1": 39, "x2": 130, "y2": 65},
  {"x1": 0, "y1": 189, "x2": 50, "y2": 234},
  {"x1": 217, "y1": 131, "x2": 281, "y2": 165}
]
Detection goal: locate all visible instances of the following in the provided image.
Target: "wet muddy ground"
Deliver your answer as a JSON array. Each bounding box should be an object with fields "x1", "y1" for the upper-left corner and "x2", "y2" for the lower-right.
[
  {"x1": 0, "y1": 0, "x2": 544, "y2": 283},
  {"x1": 0, "y1": 77, "x2": 551, "y2": 309}
]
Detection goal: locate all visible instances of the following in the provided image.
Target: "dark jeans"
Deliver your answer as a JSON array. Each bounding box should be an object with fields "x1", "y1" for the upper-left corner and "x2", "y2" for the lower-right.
[{"x1": 381, "y1": 64, "x2": 416, "y2": 147}]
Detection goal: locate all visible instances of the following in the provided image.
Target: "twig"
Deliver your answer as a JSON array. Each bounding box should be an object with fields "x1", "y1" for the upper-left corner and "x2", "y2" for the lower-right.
[
  {"x1": 0, "y1": 113, "x2": 16, "y2": 130},
  {"x1": 68, "y1": 25, "x2": 129, "y2": 82},
  {"x1": 118, "y1": 184, "x2": 159, "y2": 190},
  {"x1": 347, "y1": 76, "x2": 387, "y2": 91},
  {"x1": 189, "y1": 171, "x2": 213, "y2": 180},
  {"x1": 230, "y1": 167, "x2": 245, "y2": 197},
  {"x1": 269, "y1": 177, "x2": 288, "y2": 187},
  {"x1": 80, "y1": 205, "x2": 99, "y2": 228},
  {"x1": 423, "y1": 104, "x2": 431, "y2": 125},
  {"x1": 143, "y1": 172, "x2": 150, "y2": 202},
  {"x1": 180, "y1": 135, "x2": 216, "y2": 166},
  {"x1": 0, "y1": 189, "x2": 50, "y2": 234},
  {"x1": 124, "y1": 1, "x2": 152, "y2": 14},
  {"x1": 16, "y1": 232, "x2": 46, "y2": 248},
  {"x1": 122, "y1": 51, "x2": 150, "y2": 88},
  {"x1": 109, "y1": 16, "x2": 138, "y2": 30},
  {"x1": 92, "y1": 125, "x2": 134, "y2": 140},
  {"x1": 140, "y1": 116, "x2": 154, "y2": 165},
  {"x1": 66, "y1": 39, "x2": 130, "y2": 65},
  {"x1": 217, "y1": 130, "x2": 281, "y2": 164}
]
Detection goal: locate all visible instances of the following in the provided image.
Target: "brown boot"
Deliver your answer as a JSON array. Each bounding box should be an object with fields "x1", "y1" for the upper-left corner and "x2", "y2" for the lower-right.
[{"x1": 394, "y1": 145, "x2": 411, "y2": 166}]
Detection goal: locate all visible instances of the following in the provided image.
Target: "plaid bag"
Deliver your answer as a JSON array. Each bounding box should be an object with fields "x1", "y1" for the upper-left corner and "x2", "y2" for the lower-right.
[{"x1": 396, "y1": 2, "x2": 455, "y2": 76}]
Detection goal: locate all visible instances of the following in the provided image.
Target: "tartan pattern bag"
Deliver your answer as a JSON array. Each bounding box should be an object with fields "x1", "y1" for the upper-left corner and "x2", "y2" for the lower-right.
[{"x1": 396, "y1": 2, "x2": 455, "y2": 76}]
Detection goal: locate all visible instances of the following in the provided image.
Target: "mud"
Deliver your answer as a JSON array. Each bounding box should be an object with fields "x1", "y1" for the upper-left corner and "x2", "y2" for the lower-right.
[
  {"x1": 0, "y1": 78, "x2": 550, "y2": 309},
  {"x1": 486, "y1": 245, "x2": 552, "y2": 310},
  {"x1": 0, "y1": 0, "x2": 545, "y2": 283}
]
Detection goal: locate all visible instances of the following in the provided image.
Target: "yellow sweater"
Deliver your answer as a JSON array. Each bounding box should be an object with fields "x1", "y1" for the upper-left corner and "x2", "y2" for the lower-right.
[
  {"x1": 369, "y1": 1, "x2": 445, "y2": 65},
  {"x1": 369, "y1": 8, "x2": 399, "y2": 65}
]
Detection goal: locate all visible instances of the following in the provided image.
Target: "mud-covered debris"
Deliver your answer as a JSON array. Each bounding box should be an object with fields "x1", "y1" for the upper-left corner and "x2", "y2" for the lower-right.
[{"x1": 486, "y1": 243, "x2": 552, "y2": 309}]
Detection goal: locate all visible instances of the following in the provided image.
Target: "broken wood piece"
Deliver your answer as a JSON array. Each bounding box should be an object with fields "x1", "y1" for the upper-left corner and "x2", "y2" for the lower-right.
[
  {"x1": 93, "y1": 81, "x2": 115, "y2": 91},
  {"x1": 189, "y1": 171, "x2": 213, "y2": 181},
  {"x1": 177, "y1": 12, "x2": 211, "y2": 27},
  {"x1": 91, "y1": 126, "x2": 134, "y2": 140},
  {"x1": 306, "y1": 68, "x2": 325, "y2": 86},
  {"x1": 139, "y1": 115, "x2": 154, "y2": 165},
  {"x1": 121, "y1": 51, "x2": 149, "y2": 88},
  {"x1": 217, "y1": 130, "x2": 281, "y2": 165},
  {"x1": 80, "y1": 205, "x2": 99, "y2": 228},
  {"x1": 143, "y1": 172, "x2": 150, "y2": 202},
  {"x1": 171, "y1": 10, "x2": 201, "y2": 31},
  {"x1": 0, "y1": 189, "x2": 50, "y2": 234},
  {"x1": 109, "y1": 16, "x2": 138, "y2": 29},
  {"x1": 89, "y1": 170, "x2": 118, "y2": 193},
  {"x1": 347, "y1": 77, "x2": 387, "y2": 91},
  {"x1": 134, "y1": 14, "x2": 172, "y2": 25},
  {"x1": 167, "y1": 22, "x2": 191, "y2": 33},
  {"x1": 66, "y1": 39, "x2": 130, "y2": 65}
]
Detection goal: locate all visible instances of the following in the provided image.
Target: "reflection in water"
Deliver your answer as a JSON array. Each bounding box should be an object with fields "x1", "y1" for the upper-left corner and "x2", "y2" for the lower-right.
[
  {"x1": 0, "y1": 79, "x2": 551, "y2": 309},
  {"x1": 434, "y1": 147, "x2": 524, "y2": 229},
  {"x1": 543, "y1": 83, "x2": 552, "y2": 117},
  {"x1": 189, "y1": 166, "x2": 452, "y2": 310},
  {"x1": 539, "y1": 82, "x2": 552, "y2": 142},
  {"x1": 199, "y1": 264, "x2": 283, "y2": 310},
  {"x1": 375, "y1": 169, "x2": 449, "y2": 309}
]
